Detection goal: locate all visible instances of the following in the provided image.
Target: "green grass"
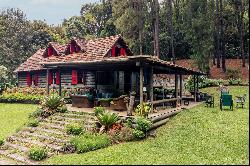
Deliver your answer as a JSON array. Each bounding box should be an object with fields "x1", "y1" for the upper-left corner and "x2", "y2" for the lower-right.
[
  {"x1": 42, "y1": 86, "x2": 249, "y2": 165},
  {"x1": 0, "y1": 103, "x2": 37, "y2": 139}
]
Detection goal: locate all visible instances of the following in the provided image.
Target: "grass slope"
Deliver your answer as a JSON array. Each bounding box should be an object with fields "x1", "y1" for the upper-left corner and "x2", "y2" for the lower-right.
[
  {"x1": 0, "y1": 103, "x2": 37, "y2": 139},
  {"x1": 43, "y1": 86, "x2": 249, "y2": 165}
]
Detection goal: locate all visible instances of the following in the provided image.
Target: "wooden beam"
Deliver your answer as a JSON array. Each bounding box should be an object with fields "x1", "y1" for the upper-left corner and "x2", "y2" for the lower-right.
[
  {"x1": 58, "y1": 70, "x2": 62, "y2": 96},
  {"x1": 140, "y1": 66, "x2": 144, "y2": 106},
  {"x1": 46, "y1": 69, "x2": 50, "y2": 96},
  {"x1": 149, "y1": 66, "x2": 154, "y2": 112},
  {"x1": 175, "y1": 74, "x2": 178, "y2": 98},
  {"x1": 149, "y1": 97, "x2": 181, "y2": 105}
]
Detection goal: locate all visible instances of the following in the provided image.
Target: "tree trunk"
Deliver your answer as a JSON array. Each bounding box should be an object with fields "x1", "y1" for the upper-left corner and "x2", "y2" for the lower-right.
[
  {"x1": 211, "y1": 0, "x2": 216, "y2": 66},
  {"x1": 239, "y1": 0, "x2": 245, "y2": 67},
  {"x1": 215, "y1": 0, "x2": 221, "y2": 68},
  {"x1": 167, "y1": 0, "x2": 175, "y2": 64},
  {"x1": 220, "y1": 0, "x2": 226, "y2": 72},
  {"x1": 138, "y1": 0, "x2": 143, "y2": 55},
  {"x1": 127, "y1": 94, "x2": 135, "y2": 116},
  {"x1": 154, "y1": 0, "x2": 160, "y2": 58}
]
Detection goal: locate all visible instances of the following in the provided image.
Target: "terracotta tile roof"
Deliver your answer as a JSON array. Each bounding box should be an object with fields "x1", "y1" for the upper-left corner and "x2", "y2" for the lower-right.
[
  {"x1": 15, "y1": 35, "x2": 125, "y2": 72},
  {"x1": 49, "y1": 42, "x2": 66, "y2": 55},
  {"x1": 14, "y1": 49, "x2": 45, "y2": 72}
]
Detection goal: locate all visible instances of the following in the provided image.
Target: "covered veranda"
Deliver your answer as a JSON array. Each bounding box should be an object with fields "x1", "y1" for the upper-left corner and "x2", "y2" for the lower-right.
[{"x1": 42, "y1": 55, "x2": 205, "y2": 114}]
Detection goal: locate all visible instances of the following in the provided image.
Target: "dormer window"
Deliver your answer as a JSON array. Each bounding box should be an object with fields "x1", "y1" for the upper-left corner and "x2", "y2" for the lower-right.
[
  {"x1": 111, "y1": 44, "x2": 126, "y2": 57},
  {"x1": 66, "y1": 40, "x2": 81, "y2": 55}
]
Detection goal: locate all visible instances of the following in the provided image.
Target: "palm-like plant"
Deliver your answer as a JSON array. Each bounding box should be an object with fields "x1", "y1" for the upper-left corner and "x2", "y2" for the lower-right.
[{"x1": 97, "y1": 112, "x2": 119, "y2": 131}]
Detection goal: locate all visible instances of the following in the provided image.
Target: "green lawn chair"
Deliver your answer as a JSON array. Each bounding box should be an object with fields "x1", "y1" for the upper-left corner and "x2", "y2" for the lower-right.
[{"x1": 220, "y1": 94, "x2": 233, "y2": 111}]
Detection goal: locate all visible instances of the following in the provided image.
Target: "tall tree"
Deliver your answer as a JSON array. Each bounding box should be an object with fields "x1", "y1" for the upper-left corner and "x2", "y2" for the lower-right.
[
  {"x1": 211, "y1": 0, "x2": 217, "y2": 65},
  {"x1": 220, "y1": 0, "x2": 226, "y2": 72},
  {"x1": 166, "y1": 0, "x2": 175, "y2": 63},
  {"x1": 152, "y1": 0, "x2": 160, "y2": 57},
  {"x1": 215, "y1": 0, "x2": 221, "y2": 68}
]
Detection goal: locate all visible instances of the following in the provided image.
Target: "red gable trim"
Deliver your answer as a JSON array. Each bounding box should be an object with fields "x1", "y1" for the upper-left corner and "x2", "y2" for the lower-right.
[
  {"x1": 111, "y1": 46, "x2": 116, "y2": 57},
  {"x1": 48, "y1": 47, "x2": 53, "y2": 57},
  {"x1": 72, "y1": 70, "x2": 78, "y2": 85},
  {"x1": 120, "y1": 48, "x2": 126, "y2": 56}
]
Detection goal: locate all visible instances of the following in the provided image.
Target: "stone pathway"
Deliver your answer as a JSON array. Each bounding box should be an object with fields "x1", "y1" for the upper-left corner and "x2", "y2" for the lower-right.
[{"x1": 0, "y1": 110, "x2": 96, "y2": 165}]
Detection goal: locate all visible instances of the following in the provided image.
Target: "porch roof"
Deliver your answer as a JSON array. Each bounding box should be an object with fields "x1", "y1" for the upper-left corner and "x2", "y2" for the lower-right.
[{"x1": 41, "y1": 55, "x2": 206, "y2": 75}]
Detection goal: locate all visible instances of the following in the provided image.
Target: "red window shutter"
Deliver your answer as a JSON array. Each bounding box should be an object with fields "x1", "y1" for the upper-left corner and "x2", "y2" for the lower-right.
[
  {"x1": 111, "y1": 46, "x2": 116, "y2": 57},
  {"x1": 72, "y1": 70, "x2": 78, "y2": 85},
  {"x1": 34, "y1": 74, "x2": 39, "y2": 86},
  {"x1": 120, "y1": 48, "x2": 126, "y2": 56},
  {"x1": 26, "y1": 73, "x2": 31, "y2": 86},
  {"x1": 48, "y1": 71, "x2": 53, "y2": 85},
  {"x1": 76, "y1": 46, "x2": 80, "y2": 53},
  {"x1": 56, "y1": 71, "x2": 60, "y2": 85},
  {"x1": 48, "y1": 47, "x2": 53, "y2": 57}
]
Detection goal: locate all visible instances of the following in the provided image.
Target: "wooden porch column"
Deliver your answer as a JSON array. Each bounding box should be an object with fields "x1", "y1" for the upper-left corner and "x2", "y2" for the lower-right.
[
  {"x1": 179, "y1": 74, "x2": 182, "y2": 105},
  {"x1": 46, "y1": 68, "x2": 50, "y2": 96},
  {"x1": 193, "y1": 75, "x2": 197, "y2": 102},
  {"x1": 140, "y1": 66, "x2": 144, "y2": 106},
  {"x1": 149, "y1": 66, "x2": 154, "y2": 112},
  {"x1": 58, "y1": 70, "x2": 62, "y2": 96},
  {"x1": 175, "y1": 74, "x2": 178, "y2": 98}
]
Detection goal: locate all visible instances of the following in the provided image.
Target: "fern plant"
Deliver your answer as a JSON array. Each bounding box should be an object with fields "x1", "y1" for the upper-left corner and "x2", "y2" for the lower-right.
[{"x1": 97, "y1": 112, "x2": 119, "y2": 131}]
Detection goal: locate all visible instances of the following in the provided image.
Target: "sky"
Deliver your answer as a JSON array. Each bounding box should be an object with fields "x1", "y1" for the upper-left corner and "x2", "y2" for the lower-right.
[{"x1": 0, "y1": 0, "x2": 99, "y2": 25}]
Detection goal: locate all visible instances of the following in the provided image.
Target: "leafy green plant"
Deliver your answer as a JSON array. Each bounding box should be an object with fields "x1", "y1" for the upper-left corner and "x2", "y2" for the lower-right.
[
  {"x1": 97, "y1": 111, "x2": 119, "y2": 131},
  {"x1": 135, "y1": 103, "x2": 151, "y2": 117},
  {"x1": 27, "y1": 118, "x2": 39, "y2": 127},
  {"x1": 41, "y1": 94, "x2": 64, "y2": 110},
  {"x1": 57, "y1": 105, "x2": 68, "y2": 113},
  {"x1": 135, "y1": 117, "x2": 152, "y2": 132},
  {"x1": 93, "y1": 107, "x2": 105, "y2": 116},
  {"x1": 28, "y1": 147, "x2": 48, "y2": 161},
  {"x1": 132, "y1": 129, "x2": 146, "y2": 139},
  {"x1": 0, "y1": 138, "x2": 4, "y2": 146},
  {"x1": 66, "y1": 123, "x2": 83, "y2": 135},
  {"x1": 70, "y1": 133, "x2": 111, "y2": 153},
  {"x1": 29, "y1": 107, "x2": 43, "y2": 118}
]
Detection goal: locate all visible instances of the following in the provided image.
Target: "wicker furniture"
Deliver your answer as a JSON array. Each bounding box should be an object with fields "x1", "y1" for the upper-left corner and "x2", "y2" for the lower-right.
[{"x1": 110, "y1": 95, "x2": 128, "y2": 111}]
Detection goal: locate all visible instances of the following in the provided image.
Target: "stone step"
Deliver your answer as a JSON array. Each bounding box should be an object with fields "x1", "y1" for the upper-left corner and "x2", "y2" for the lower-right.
[
  {"x1": 66, "y1": 110, "x2": 95, "y2": 116},
  {"x1": 56, "y1": 112, "x2": 94, "y2": 119},
  {"x1": 42, "y1": 119, "x2": 71, "y2": 126},
  {"x1": 23, "y1": 127, "x2": 65, "y2": 137},
  {"x1": 8, "y1": 136, "x2": 62, "y2": 152},
  {"x1": 0, "y1": 149, "x2": 37, "y2": 165},
  {"x1": 39, "y1": 122, "x2": 65, "y2": 131},
  {"x1": 19, "y1": 131, "x2": 68, "y2": 144},
  {"x1": 50, "y1": 115, "x2": 85, "y2": 122},
  {"x1": 3, "y1": 142, "x2": 29, "y2": 152}
]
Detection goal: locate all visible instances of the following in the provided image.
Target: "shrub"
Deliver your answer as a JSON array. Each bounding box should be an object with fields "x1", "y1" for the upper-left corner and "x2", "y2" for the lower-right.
[
  {"x1": 41, "y1": 94, "x2": 64, "y2": 110},
  {"x1": 132, "y1": 129, "x2": 146, "y2": 139},
  {"x1": 226, "y1": 68, "x2": 240, "y2": 79},
  {"x1": 29, "y1": 107, "x2": 43, "y2": 118},
  {"x1": 70, "y1": 133, "x2": 111, "y2": 153},
  {"x1": 61, "y1": 143, "x2": 76, "y2": 154},
  {"x1": 0, "y1": 138, "x2": 4, "y2": 146},
  {"x1": 57, "y1": 105, "x2": 68, "y2": 113},
  {"x1": 97, "y1": 112, "x2": 119, "y2": 131},
  {"x1": 28, "y1": 147, "x2": 47, "y2": 161},
  {"x1": 108, "y1": 126, "x2": 134, "y2": 144},
  {"x1": 27, "y1": 118, "x2": 39, "y2": 127},
  {"x1": 0, "y1": 93, "x2": 42, "y2": 104},
  {"x1": 228, "y1": 78, "x2": 243, "y2": 86},
  {"x1": 66, "y1": 123, "x2": 83, "y2": 135},
  {"x1": 93, "y1": 107, "x2": 105, "y2": 116},
  {"x1": 135, "y1": 117, "x2": 152, "y2": 132},
  {"x1": 135, "y1": 103, "x2": 151, "y2": 117}
]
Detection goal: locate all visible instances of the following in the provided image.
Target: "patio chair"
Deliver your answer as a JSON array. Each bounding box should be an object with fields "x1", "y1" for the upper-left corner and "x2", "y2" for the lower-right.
[
  {"x1": 235, "y1": 94, "x2": 247, "y2": 108},
  {"x1": 220, "y1": 94, "x2": 233, "y2": 111},
  {"x1": 204, "y1": 94, "x2": 214, "y2": 108}
]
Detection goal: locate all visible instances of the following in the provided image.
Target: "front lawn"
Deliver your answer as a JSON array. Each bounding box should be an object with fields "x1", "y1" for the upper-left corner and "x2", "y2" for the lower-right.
[
  {"x1": 43, "y1": 86, "x2": 249, "y2": 165},
  {"x1": 0, "y1": 103, "x2": 37, "y2": 139}
]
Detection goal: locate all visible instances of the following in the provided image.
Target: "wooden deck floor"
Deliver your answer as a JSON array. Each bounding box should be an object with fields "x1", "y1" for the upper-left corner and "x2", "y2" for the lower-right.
[{"x1": 66, "y1": 101, "x2": 202, "y2": 118}]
